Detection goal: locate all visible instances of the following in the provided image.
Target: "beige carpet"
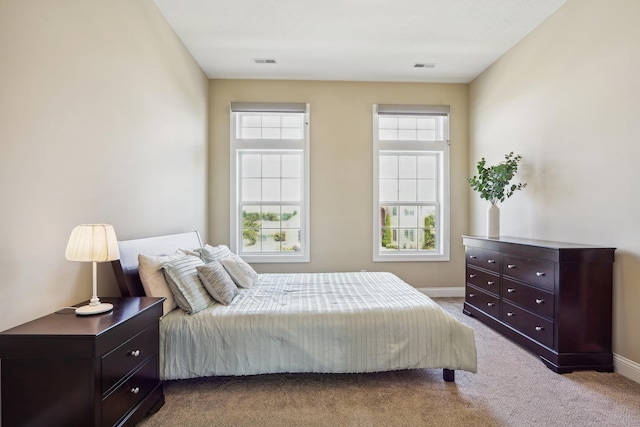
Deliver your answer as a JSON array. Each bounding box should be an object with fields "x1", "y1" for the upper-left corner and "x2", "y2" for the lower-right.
[{"x1": 137, "y1": 298, "x2": 640, "y2": 426}]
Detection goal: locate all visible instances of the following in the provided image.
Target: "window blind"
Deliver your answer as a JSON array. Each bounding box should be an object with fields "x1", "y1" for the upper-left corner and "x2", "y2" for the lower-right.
[
  {"x1": 230, "y1": 102, "x2": 307, "y2": 113},
  {"x1": 376, "y1": 104, "x2": 450, "y2": 116}
]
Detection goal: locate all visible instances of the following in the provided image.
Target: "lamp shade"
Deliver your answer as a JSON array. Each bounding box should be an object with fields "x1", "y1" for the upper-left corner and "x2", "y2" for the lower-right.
[{"x1": 65, "y1": 224, "x2": 120, "y2": 262}]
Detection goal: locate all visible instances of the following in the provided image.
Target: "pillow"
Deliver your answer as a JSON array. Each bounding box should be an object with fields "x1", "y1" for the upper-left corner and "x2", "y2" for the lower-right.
[
  {"x1": 138, "y1": 251, "x2": 187, "y2": 315},
  {"x1": 196, "y1": 244, "x2": 232, "y2": 263},
  {"x1": 197, "y1": 262, "x2": 239, "y2": 305},
  {"x1": 221, "y1": 253, "x2": 258, "y2": 288},
  {"x1": 178, "y1": 248, "x2": 201, "y2": 258},
  {"x1": 162, "y1": 255, "x2": 215, "y2": 314}
]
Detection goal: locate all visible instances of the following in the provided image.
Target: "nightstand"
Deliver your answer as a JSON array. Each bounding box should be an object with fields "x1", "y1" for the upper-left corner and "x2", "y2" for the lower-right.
[{"x1": 0, "y1": 297, "x2": 165, "y2": 427}]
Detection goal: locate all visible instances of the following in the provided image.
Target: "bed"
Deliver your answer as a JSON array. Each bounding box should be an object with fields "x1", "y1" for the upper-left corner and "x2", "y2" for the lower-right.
[{"x1": 112, "y1": 231, "x2": 477, "y2": 382}]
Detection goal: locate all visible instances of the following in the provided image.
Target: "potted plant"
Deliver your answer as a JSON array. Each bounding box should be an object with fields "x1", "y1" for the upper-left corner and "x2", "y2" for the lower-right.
[{"x1": 466, "y1": 152, "x2": 526, "y2": 238}]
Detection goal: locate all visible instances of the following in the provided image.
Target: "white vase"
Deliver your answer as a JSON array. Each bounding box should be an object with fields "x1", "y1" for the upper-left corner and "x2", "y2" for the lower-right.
[{"x1": 487, "y1": 203, "x2": 500, "y2": 238}]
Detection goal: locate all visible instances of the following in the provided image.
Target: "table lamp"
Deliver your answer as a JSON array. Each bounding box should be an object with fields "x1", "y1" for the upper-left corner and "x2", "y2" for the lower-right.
[{"x1": 65, "y1": 224, "x2": 120, "y2": 315}]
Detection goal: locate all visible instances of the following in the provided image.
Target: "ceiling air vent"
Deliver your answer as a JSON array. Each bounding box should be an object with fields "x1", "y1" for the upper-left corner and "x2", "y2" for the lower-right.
[
  {"x1": 413, "y1": 63, "x2": 437, "y2": 68},
  {"x1": 254, "y1": 58, "x2": 277, "y2": 64}
]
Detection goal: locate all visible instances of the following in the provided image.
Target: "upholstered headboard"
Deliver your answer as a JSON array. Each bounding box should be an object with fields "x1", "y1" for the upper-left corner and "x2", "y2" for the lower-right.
[{"x1": 111, "y1": 231, "x2": 203, "y2": 297}]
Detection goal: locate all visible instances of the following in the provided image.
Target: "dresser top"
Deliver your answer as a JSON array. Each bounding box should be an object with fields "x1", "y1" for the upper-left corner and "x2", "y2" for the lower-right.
[
  {"x1": 462, "y1": 235, "x2": 615, "y2": 250},
  {"x1": 463, "y1": 235, "x2": 615, "y2": 263},
  {"x1": 0, "y1": 297, "x2": 163, "y2": 337}
]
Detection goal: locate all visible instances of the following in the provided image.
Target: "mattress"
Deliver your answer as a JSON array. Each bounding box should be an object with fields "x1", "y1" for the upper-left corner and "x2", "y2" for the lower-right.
[{"x1": 159, "y1": 271, "x2": 477, "y2": 380}]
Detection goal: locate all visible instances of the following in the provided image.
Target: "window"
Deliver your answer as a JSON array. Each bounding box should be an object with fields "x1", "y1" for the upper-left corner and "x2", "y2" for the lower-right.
[
  {"x1": 230, "y1": 102, "x2": 310, "y2": 263},
  {"x1": 373, "y1": 104, "x2": 450, "y2": 261}
]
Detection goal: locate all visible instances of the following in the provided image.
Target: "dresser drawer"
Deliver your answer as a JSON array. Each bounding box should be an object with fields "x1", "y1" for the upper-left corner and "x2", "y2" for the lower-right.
[
  {"x1": 466, "y1": 266, "x2": 500, "y2": 296},
  {"x1": 102, "y1": 325, "x2": 158, "y2": 394},
  {"x1": 466, "y1": 285, "x2": 500, "y2": 319},
  {"x1": 502, "y1": 278, "x2": 554, "y2": 319},
  {"x1": 502, "y1": 254, "x2": 555, "y2": 292},
  {"x1": 502, "y1": 301, "x2": 554, "y2": 348},
  {"x1": 102, "y1": 355, "x2": 158, "y2": 427},
  {"x1": 466, "y1": 247, "x2": 500, "y2": 273}
]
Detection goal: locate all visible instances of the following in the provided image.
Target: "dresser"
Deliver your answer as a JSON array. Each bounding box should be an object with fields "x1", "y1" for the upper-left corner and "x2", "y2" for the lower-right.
[
  {"x1": 462, "y1": 235, "x2": 615, "y2": 373},
  {"x1": 0, "y1": 297, "x2": 164, "y2": 427}
]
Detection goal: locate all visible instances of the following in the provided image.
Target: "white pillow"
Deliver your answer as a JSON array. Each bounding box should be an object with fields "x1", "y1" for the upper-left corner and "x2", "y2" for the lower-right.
[
  {"x1": 197, "y1": 261, "x2": 239, "y2": 305},
  {"x1": 221, "y1": 253, "x2": 258, "y2": 288},
  {"x1": 138, "y1": 251, "x2": 187, "y2": 315},
  {"x1": 178, "y1": 247, "x2": 201, "y2": 258},
  {"x1": 163, "y1": 255, "x2": 215, "y2": 314},
  {"x1": 196, "y1": 244, "x2": 232, "y2": 263}
]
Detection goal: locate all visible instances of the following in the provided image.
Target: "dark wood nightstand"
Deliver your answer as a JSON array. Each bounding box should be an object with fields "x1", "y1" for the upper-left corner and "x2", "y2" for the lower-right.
[{"x1": 0, "y1": 297, "x2": 165, "y2": 427}]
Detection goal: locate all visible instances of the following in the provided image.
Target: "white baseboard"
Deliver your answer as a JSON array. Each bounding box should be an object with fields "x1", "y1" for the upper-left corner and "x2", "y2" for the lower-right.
[
  {"x1": 614, "y1": 353, "x2": 640, "y2": 384},
  {"x1": 417, "y1": 287, "x2": 465, "y2": 298}
]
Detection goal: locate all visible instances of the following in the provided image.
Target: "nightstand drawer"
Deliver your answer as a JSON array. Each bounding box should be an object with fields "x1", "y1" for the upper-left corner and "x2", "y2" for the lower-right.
[
  {"x1": 466, "y1": 266, "x2": 500, "y2": 296},
  {"x1": 102, "y1": 355, "x2": 158, "y2": 427},
  {"x1": 466, "y1": 247, "x2": 500, "y2": 273},
  {"x1": 466, "y1": 285, "x2": 500, "y2": 319},
  {"x1": 502, "y1": 278, "x2": 554, "y2": 319},
  {"x1": 102, "y1": 325, "x2": 158, "y2": 394},
  {"x1": 502, "y1": 301, "x2": 554, "y2": 348},
  {"x1": 502, "y1": 254, "x2": 554, "y2": 291}
]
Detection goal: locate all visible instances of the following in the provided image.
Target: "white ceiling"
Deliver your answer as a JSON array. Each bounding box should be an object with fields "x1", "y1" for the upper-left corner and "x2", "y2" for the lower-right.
[{"x1": 153, "y1": 0, "x2": 567, "y2": 83}]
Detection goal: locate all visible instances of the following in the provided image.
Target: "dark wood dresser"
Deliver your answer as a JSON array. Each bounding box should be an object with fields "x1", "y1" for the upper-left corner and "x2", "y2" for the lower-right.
[
  {"x1": 462, "y1": 235, "x2": 615, "y2": 373},
  {"x1": 0, "y1": 297, "x2": 164, "y2": 427}
]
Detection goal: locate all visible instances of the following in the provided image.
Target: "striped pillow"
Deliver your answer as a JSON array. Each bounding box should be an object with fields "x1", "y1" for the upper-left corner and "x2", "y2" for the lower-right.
[
  {"x1": 197, "y1": 261, "x2": 239, "y2": 305},
  {"x1": 196, "y1": 244, "x2": 232, "y2": 263},
  {"x1": 163, "y1": 255, "x2": 215, "y2": 314},
  {"x1": 221, "y1": 253, "x2": 258, "y2": 288}
]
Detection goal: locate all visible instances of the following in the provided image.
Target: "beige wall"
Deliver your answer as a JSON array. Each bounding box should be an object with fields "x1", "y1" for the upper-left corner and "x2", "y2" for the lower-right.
[
  {"x1": 208, "y1": 80, "x2": 469, "y2": 288},
  {"x1": 0, "y1": 0, "x2": 209, "y2": 331},
  {"x1": 469, "y1": 0, "x2": 640, "y2": 366}
]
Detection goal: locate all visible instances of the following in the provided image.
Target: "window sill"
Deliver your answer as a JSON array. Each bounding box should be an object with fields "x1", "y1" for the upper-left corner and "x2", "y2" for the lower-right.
[
  {"x1": 373, "y1": 253, "x2": 450, "y2": 262},
  {"x1": 240, "y1": 254, "x2": 310, "y2": 264}
]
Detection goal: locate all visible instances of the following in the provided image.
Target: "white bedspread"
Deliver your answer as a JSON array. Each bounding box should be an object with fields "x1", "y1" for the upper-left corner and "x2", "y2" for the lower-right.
[{"x1": 159, "y1": 272, "x2": 477, "y2": 380}]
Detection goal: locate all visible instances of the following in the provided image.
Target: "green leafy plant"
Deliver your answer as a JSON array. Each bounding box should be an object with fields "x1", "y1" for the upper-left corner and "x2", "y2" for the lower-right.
[
  {"x1": 242, "y1": 211, "x2": 260, "y2": 246},
  {"x1": 422, "y1": 212, "x2": 436, "y2": 250},
  {"x1": 466, "y1": 152, "x2": 527, "y2": 204},
  {"x1": 381, "y1": 213, "x2": 392, "y2": 248}
]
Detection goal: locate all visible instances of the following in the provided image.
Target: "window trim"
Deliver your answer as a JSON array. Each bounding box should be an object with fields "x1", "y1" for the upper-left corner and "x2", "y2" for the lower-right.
[
  {"x1": 229, "y1": 103, "x2": 310, "y2": 263},
  {"x1": 372, "y1": 105, "x2": 451, "y2": 262}
]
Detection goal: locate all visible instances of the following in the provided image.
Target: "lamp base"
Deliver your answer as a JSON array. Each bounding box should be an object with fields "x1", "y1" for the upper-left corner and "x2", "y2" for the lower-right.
[{"x1": 75, "y1": 302, "x2": 113, "y2": 316}]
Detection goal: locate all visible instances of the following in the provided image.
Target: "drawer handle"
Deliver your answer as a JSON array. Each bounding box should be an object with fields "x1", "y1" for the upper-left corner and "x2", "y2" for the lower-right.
[
  {"x1": 536, "y1": 272, "x2": 546, "y2": 277},
  {"x1": 507, "y1": 264, "x2": 516, "y2": 269},
  {"x1": 487, "y1": 259, "x2": 496, "y2": 264},
  {"x1": 487, "y1": 302, "x2": 495, "y2": 307},
  {"x1": 129, "y1": 349, "x2": 141, "y2": 357},
  {"x1": 535, "y1": 326, "x2": 544, "y2": 332},
  {"x1": 487, "y1": 281, "x2": 495, "y2": 285},
  {"x1": 469, "y1": 274, "x2": 477, "y2": 278},
  {"x1": 129, "y1": 387, "x2": 140, "y2": 394},
  {"x1": 507, "y1": 288, "x2": 516, "y2": 293},
  {"x1": 506, "y1": 312, "x2": 515, "y2": 317},
  {"x1": 535, "y1": 298, "x2": 544, "y2": 304},
  {"x1": 469, "y1": 293, "x2": 476, "y2": 298},
  {"x1": 469, "y1": 255, "x2": 477, "y2": 259}
]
